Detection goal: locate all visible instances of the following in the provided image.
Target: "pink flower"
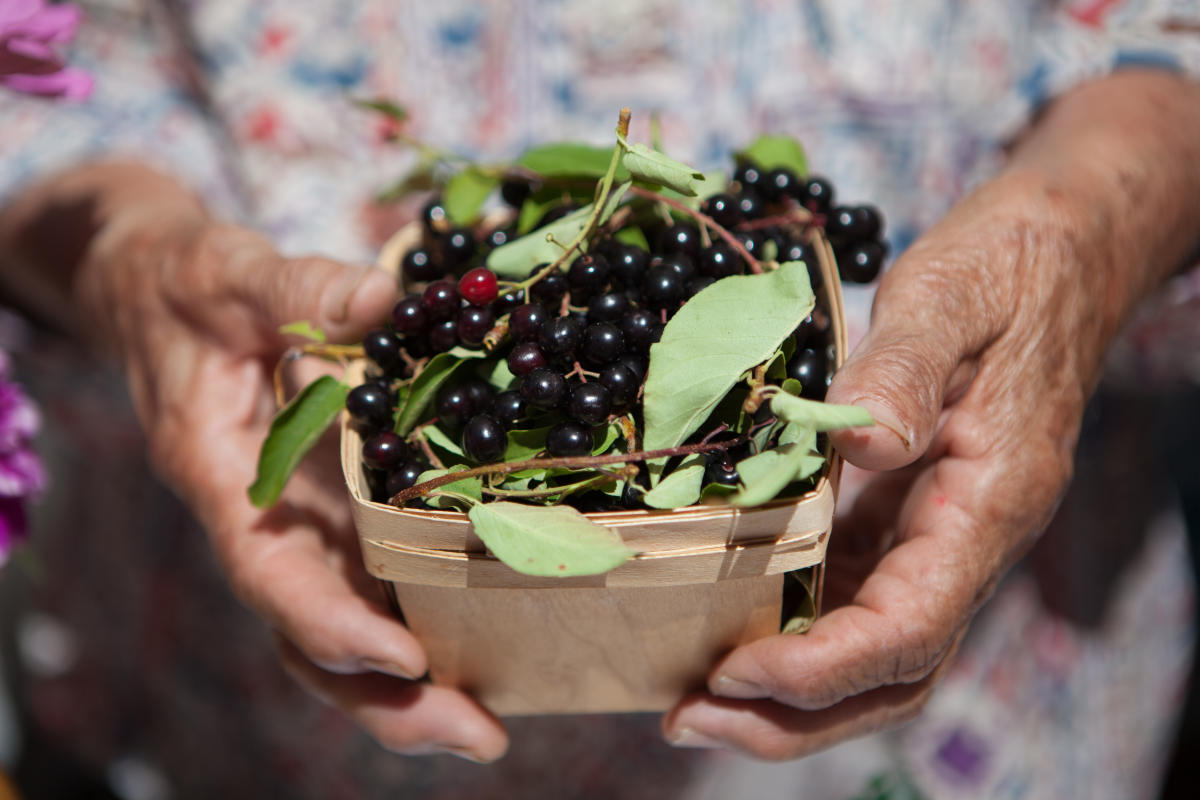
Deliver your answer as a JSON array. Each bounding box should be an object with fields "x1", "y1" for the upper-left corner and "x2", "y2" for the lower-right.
[
  {"x1": 0, "y1": 0, "x2": 93, "y2": 99},
  {"x1": 0, "y1": 350, "x2": 44, "y2": 566}
]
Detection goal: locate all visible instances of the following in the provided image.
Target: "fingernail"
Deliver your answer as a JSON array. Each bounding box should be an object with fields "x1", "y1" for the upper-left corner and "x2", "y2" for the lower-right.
[
  {"x1": 361, "y1": 657, "x2": 418, "y2": 680},
  {"x1": 439, "y1": 745, "x2": 494, "y2": 764},
  {"x1": 712, "y1": 675, "x2": 770, "y2": 699},
  {"x1": 850, "y1": 398, "x2": 911, "y2": 450},
  {"x1": 669, "y1": 727, "x2": 725, "y2": 749}
]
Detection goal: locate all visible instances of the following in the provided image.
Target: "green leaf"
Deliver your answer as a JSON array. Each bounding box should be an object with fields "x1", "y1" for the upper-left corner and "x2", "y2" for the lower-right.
[
  {"x1": 641, "y1": 454, "x2": 705, "y2": 509},
  {"x1": 417, "y1": 468, "x2": 483, "y2": 510},
  {"x1": 278, "y1": 320, "x2": 326, "y2": 343},
  {"x1": 642, "y1": 260, "x2": 815, "y2": 451},
  {"x1": 736, "y1": 134, "x2": 808, "y2": 176},
  {"x1": 592, "y1": 421, "x2": 622, "y2": 455},
  {"x1": 781, "y1": 568, "x2": 817, "y2": 635},
  {"x1": 352, "y1": 97, "x2": 408, "y2": 121},
  {"x1": 730, "y1": 423, "x2": 821, "y2": 507},
  {"x1": 516, "y1": 194, "x2": 561, "y2": 235},
  {"x1": 503, "y1": 427, "x2": 550, "y2": 461},
  {"x1": 467, "y1": 502, "x2": 636, "y2": 577},
  {"x1": 443, "y1": 166, "x2": 498, "y2": 225},
  {"x1": 248, "y1": 377, "x2": 349, "y2": 508},
  {"x1": 483, "y1": 356, "x2": 516, "y2": 391},
  {"x1": 516, "y1": 142, "x2": 628, "y2": 180},
  {"x1": 769, "y1": 391, "x2": 876, "y2": 432},
  {"x1": 614, "y1": 226, "x2": 650, "y2": 250},
  {"x1": 488, "y1": 203, "x2": 593, "y2": 277},
  {"x1": 621, "y1": 142, "x2": 705, "y2": 196},
  {"x1": 394, "y1": 351, "x2": 485, "y2": 435},
  {"x1": 421, "y1": 424, "x2": 464, "y2": 457},
  {"x1": 375, "y1": 164, "x2": 437, "y2": 204}
]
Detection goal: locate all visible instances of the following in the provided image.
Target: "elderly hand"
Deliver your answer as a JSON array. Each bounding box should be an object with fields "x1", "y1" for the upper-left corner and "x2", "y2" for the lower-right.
[{"x1": 662, "y1": 69, "x2": 1200, "y2": 759}]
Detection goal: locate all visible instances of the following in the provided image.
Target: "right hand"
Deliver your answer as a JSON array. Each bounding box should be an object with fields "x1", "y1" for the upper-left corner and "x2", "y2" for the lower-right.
[{"x1": 80, "y1": 212, "x2": 509, "y2": 763}]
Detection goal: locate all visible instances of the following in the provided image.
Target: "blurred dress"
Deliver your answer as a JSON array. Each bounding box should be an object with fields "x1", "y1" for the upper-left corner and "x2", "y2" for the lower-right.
[{"x1": 1, "y1": 1, "x2": 1199, "y2": 798}]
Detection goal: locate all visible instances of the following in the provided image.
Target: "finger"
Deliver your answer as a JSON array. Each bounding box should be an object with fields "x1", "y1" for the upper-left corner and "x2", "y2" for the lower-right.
[
  {"x1": 663, "y1": 635, "x2": 961, "y2": 761},
  {"x1": 276, "y1": 636, "x2": 508, "y2": 763},
  {"x1": 826, "y1": 227, "x2": 1008, "y2": 471}
]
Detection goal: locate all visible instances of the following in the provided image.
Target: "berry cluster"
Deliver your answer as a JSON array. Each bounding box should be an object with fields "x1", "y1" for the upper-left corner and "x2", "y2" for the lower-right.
[{"x1": 348, "y1": 155, "x2": 886, "y2": 508}]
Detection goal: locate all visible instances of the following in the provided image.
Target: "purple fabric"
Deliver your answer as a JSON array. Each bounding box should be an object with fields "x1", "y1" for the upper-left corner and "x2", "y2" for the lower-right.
[
  {"x1": 0, "y1": 350, "x2": 44, "y2": 564},
  {"x1": 0, "y1": 0, "x2": 91, "y2": 99}
]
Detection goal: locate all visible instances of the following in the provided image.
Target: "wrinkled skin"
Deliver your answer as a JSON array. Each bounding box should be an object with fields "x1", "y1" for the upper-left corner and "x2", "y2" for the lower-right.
[{"x1": 2, "y1": 69, "x2": 1197, "y2": 764}]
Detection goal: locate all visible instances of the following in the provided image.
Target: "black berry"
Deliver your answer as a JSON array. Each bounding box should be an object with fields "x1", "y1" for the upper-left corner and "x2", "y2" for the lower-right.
[
  {"x1": 462, "y1": 414, "x2": 507, "y2": 463},
  {"x1": 580, "y1": 322, "x2": 624, "y2": 367},
  {"x1": 493, "y1": 390, "x2": 526, "y2": 429},
  {"x1": 428, "y1": 319, "x2": 459, "y2": 353},
  {"x1": 507, "y1": 341, "x2": 547, "y2": 376},
  {"x1": 840, "y1": 240, "x2": 886, "y2": 283},
  {"x1": 643, "y1": 264, "x2": 684, "y2": 309},
  {"x1": 567, "y1": 253, "x2": 610, "y2": 300},
  {"x1": 599, "y1": 364, "x2": 639, "y2": 407},
  {"x1": 421, "y1": 280, "x2": 461, "y2": 322},
  {"x1": 786, "y1": 347, "x2": 829, "y2": 400},
  {"x1": 804, "y1": 176, "x2": 835, "y2": 214},
  {"x1": 363, "y1": 328, "x2": 402, "y2": 371},
  {"x1": 698, "y1": 244, "x2": 742, "y2": 279},
  {"x1": 546, "y1": 420, "x2": 593, "y2": 457},
  {"x1": 390, "y1": 295, "x2": 427, "y2": 336},
  {"x1": 509, "y1": 303, "x2": 549, "y2": 343},
  {"x1": 402, "y1": 248, "x2": 440, "y2": 282},
  {"x1": 521, "y1": 367, "x2": 566, "y2": 410},
  {"x1": 346, "y1": 384, "x2": 393, "y2": 429},
  {"x1": 362, "y1": 431, "x2": 408, "y2": 472},
  {"x1": 703, "y1": 193, "x2": 742, "y2": 228},
  {"x1": 657, "y1": 223, "x2": 702, "y2": 259},
  {"x1": 586, "y1": 292, "x2": 630, "y2": 324},
  {"x1": 440, "y1": 228, "x2": 476, "y2": 266},
  {"x1": 385, "y1": 460, "x2": 426, "y2": 496},
  {"x1": 539, "y1": 315, "x2": 584, "y2": 358}
]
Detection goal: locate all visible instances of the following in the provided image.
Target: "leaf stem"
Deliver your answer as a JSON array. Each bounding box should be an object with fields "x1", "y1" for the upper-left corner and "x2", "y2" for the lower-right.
[{"x1": 627, "y1": 185, "x2": 764, "y2": 274}]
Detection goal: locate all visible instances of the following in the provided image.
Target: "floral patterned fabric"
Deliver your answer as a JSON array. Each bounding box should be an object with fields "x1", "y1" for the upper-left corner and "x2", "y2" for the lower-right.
[{"x1": 1, "y1": 1, "x2": 1198, "y2": 798}]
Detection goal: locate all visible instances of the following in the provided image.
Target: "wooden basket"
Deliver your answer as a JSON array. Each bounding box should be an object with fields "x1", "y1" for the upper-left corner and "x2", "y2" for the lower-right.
[{"x1": 346, "y1": 221, "x2": 849, "y2": 715}]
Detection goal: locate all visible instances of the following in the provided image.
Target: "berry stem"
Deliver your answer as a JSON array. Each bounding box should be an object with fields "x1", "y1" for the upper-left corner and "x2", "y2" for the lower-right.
[
  {"x1": 388, "y1": 434, "x2": 750, "y2": 506},
  {"x1": 626, "y1": 185, "x2": 764, "y2": 274}
]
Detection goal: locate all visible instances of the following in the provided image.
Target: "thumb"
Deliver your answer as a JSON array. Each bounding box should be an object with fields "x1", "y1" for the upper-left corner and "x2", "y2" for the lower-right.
[{"x1": 825, "y1": 251, "x2": 1002, "y2": 471}]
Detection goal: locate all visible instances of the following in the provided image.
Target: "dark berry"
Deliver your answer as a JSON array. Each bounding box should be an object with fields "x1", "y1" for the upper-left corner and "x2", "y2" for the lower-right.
[
  {"x1": 507, "y1": 341, "x2": 547, "y2": 375},
  {"x1": 509, "y1": 303, "x2": 549, "y2": 342},
  {"x1": 580, "y1": 322, "x2": 624, "y2": 367},
  {"x1": 804, "y1": 176, "x2": 835, "y2": 214},
  {"x1": 840, "y1": 240, "x2": 886, "y2": 283},
  {"x1": 698, "y1": 244, "x2": 743, "y2": 279},
  {"x1": 539, "y1": 315, "x2": 584, "y2": 358},
  {"x1": 705, "y1": 458, "x2": 740, "y2": 486},
  {"x1": 494, "y1": 287, "x2": 525, "y2": 315},
  {"x1": 421, "y1": 280, "x2": 460, "y2": 322},
  {"x1": 435, "y1": 383, "x2": 475, "y2": 428},
  {"x1": 422, "y1": 198, "x2": 449, "y2": 234},
  {"x1": 385, "y1": 460, "x2": 425, "y2": 496},
  {"x1": 653, "y1": 253, "x2": 697, "y2": 284},
  {"x1": 735, "y1": 230, "x2": 766, "y2": 259},
  {"x1": 428, "y1": 319, "x2": 459, "y2": 353},
  {"x1": 793, "y1": 312, "x2": 831, "y2": 350},
  {"x1": 657, "y1": 223, "x2": 702, "y2": 259},
  {"x1": 458, "y1": 267, "x2": 499, "y2": 306},
  {"x1": 390, "y1": 295, "x2": 427, "y2": 336},
  {"x1": 568, "y1": 382, "x2": 612, "y2": 425},
  {"x1": 494, "y1": 390, "x2": 526, "y2": 429},
  {"x1": 827, "y1": 206, "x2": 864, "y2": 242},
  {"x1": 621, "y1": 309, "x2": 661, "y2": 353},
  {"x1": 762, "y1": 167, "x2": 801, "y2": 202},
  {"x1": 346, "y1": 384, "x2": 393, "y2": 429},
  {"x1": 703, "y1": 193, "x2": 742, "y2": 228},
  {"x1": 786, "y1": 347, "x2": 829, "y2": 400},
  {"x1": 732, "y1": 162, "x2": 763, "y2": 190},
  {"x1": 362, "y1": 431, "x2": 408, "y2": 472},
  {"x1": 620, "y1": 482, "x2": 645, "y2": 509},
  {"x1": 440, "y1": 228, "x2": 476, "y2": 266},
  {"x1": 599, "y1": 364, "x2": 639, "y2": 407},
  {"x1": 463, "y1": 378, "x2": 496, "y2": 414},
  {"x1": 501, "y1": 178, "x2": 535, "y2": 208},
  {"x1": 485, "y1": 227, "x2": 513, "y2": 250},
  {"x1": 570, "y1": 491, "x2": 617, "y2": 512},
  {"x1": 643, "y1": 264, "x2": 684, "y2": 309},
  {"x1": 457, "y1": 305, "x2": 495, "y2": 347},
  {"x1": 363, "y1": 328, "x2": 402, "y2": 371},
  {"x1": 546, "y1": 420, "x2": 593, "y2": 457},
  {"x1": 462, "y1": 414, "x2": 507, "y2": 463},
  {"x1": 402, "y1": 248, "x2": 440, "y2": 282},
  {"x1": 567, "y1": 253, "x2": 610, "y2": 300},
  {"x1": 608, "y1": 243, "x2": 649, "y2": 288},
  {"x1": 735, "y1": 190, "x2": 764, "y2": 220},
  {"x1": 853, "y1": 205, "x2": 883, "y2": 240},
  {"x1": 536, "y1": 203, "x2": 576, "y2": 229},
  {"x1": 687, "y1": 275, "x2": 715, "y2": 296},
  {"x1": 528, "y1": 265, "x2": 568, "y2": 306},
  {"x1": 617, "y1": 354, "x2": 647, "y2": 379},
  {"x1": 521, "y1": 367, "x2": 566, "y2": 410},
  {"x1": 586, "y1": 292, "x2": 630, "y2": 324}
]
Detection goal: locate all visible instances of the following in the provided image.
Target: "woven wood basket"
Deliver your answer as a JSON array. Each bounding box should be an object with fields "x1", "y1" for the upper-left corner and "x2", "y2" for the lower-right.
[{"x1": 345, "y1": 221, "x2": 848, "y2": 715}]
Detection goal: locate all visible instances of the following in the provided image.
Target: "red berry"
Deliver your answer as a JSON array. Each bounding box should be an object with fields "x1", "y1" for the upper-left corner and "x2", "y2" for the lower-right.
[{"x1": 458, "y1": 267, "x2": 499, "y2": 306}]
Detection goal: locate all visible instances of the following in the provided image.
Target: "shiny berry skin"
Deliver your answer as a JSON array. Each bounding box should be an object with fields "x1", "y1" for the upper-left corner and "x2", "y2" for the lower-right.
[
  {"x1": 501, "y1": 178, "x2": 535, "y2": 208},
  {"x1": 436, "y1": 382, "x2": 476, "y2": 427},
  {"x1": 735, "y1": 230, "x2": 766, "y2": 260},
  {"x1": 732, "y1": 162, "x2": 763, "y2": 190},
  {"x1": 786, "y1": 347, "x2": 829, "y2": 400},
  {"x1": 762, "y1": 167, "x2": 801, "y2": 202},
  {"x1": 362, "y1": 431, "x2": 408, "y2": 472},
  {"x1": 735, "y1": 190, "x2": 763, "y2": 220},
  {"x1": 485, "y1": 228, "x2": 513, "y2": 249},
  {"x1": 521, "y1": 367, "x2": 566, "y2": 410},
  {"x1": 599, "y1": 364, "x2": 639, "y2": 407},
  {"x1": 608, "y1": 244, "x2": 649, "y2": 288},
  {"x1": 698, "y1": 244, "x2": 742, "y2": 279},
  {"x1": 390, "y1": 295, "x2": 428, "y2": 336},
  {"x1": 567, "y1": 253, "x2": 610, "y2": 300},
  {"x1": 703, "y1": 193, "x2": 742, "y2": 228},
  {"x1": 463, "y1": 379, "x2": 496, "y2": 414},
  {"x1": 705, "y1": 458, "x2": 740, "y2": 486},
  {"x1": 586, "y1": 292, "x2": 630, "y2": 324},
  {"x1": 653, "y1": 253, "x2": 697, "y2": 284},
  {"x1": 854, "y1": 205, "x2": 883, "y2": 240},
  {"x1": 643, "y1": 264, "x2": 684, "y2": 309},
  {"x1": 421, "y1": 280, "x2": 461, "y2": 322},
  {"x1": 509, "y1": 303, "x2": 549, "y2": 343},
  {"x1": 402, "y1": 248, "x2": 440, "y2": 282},
  {"x1": 458, "y1": 267, "x2": 499, "y2": 306},
  {"x1": 493, "y1": 287, "x2": 525, "y2": 315},
  {"x1": 617, "y1": 354, "x2": 647, "y2": 379},
  {"x1": 363, "y1": 328, "x2": 402, "y2": 371},
  {"x1": 462, "y1": 414, "x2": 507, "y2": 463},
  {"x1": 539, "y1": 315, "x2": 584, "y2": 358},
  {"x1": 346, "y1": 384, "x2": 393, "y2": 428},
  {"x1": 545, "y1": 420, "x2": 593, "y2": 457},
  {"x1": 568, "y1": 382, "x2": 612, "y2": 425},
  {"x1": 580, "y1": 322, "x2": 624, "y2": 367},
  {"x1": 528, "y1": 265, "x2": 568, "y2": 306},
  {"x1": 428, "y1": 319, "x2": 459, "y2": 353},
  {"x1": 493, "y1": 390, "x2": 526, "y2": 429},
  {"x1": 457, "y1": 305, "x2": 495, "y2": 347},
  {"x1": 687, "y1": 275, "x2": 715, "y2": 297},
  {"x1": 385, "y1": 460, "x2": 426, "y2": 495},
  {"x1": 657, "y1": 222, "x2": 702, "y2": 259},
  {"x1": 422, "y1": 198, "x2": 449, "y2": 233},
  {"x1": 840, "y1": 240, "x2": 886, "y2": 283},
  {"x1": 507, "y1": 341, "x2": 547, "y2": 376},
  {"x1": 803, "y1": 176, "x2": 835, "y2": 214},
  {"x1": 793, "y1": 312, "x2": 831, "y2": 350},
  {"x1": 621, "y1": 309, "x2": 661, "y2": 353},
  {"x1": 440, "y1": 228, "x2": 476, "y2": 266},
  {"x1": 827, "y1": 206, "x2": 863, "y2": 242}
]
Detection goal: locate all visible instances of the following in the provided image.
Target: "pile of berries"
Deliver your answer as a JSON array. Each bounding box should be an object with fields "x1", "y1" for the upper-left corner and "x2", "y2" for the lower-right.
[{"x1": 346, "y1": 160, "x2": 886, "y2": 507}]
